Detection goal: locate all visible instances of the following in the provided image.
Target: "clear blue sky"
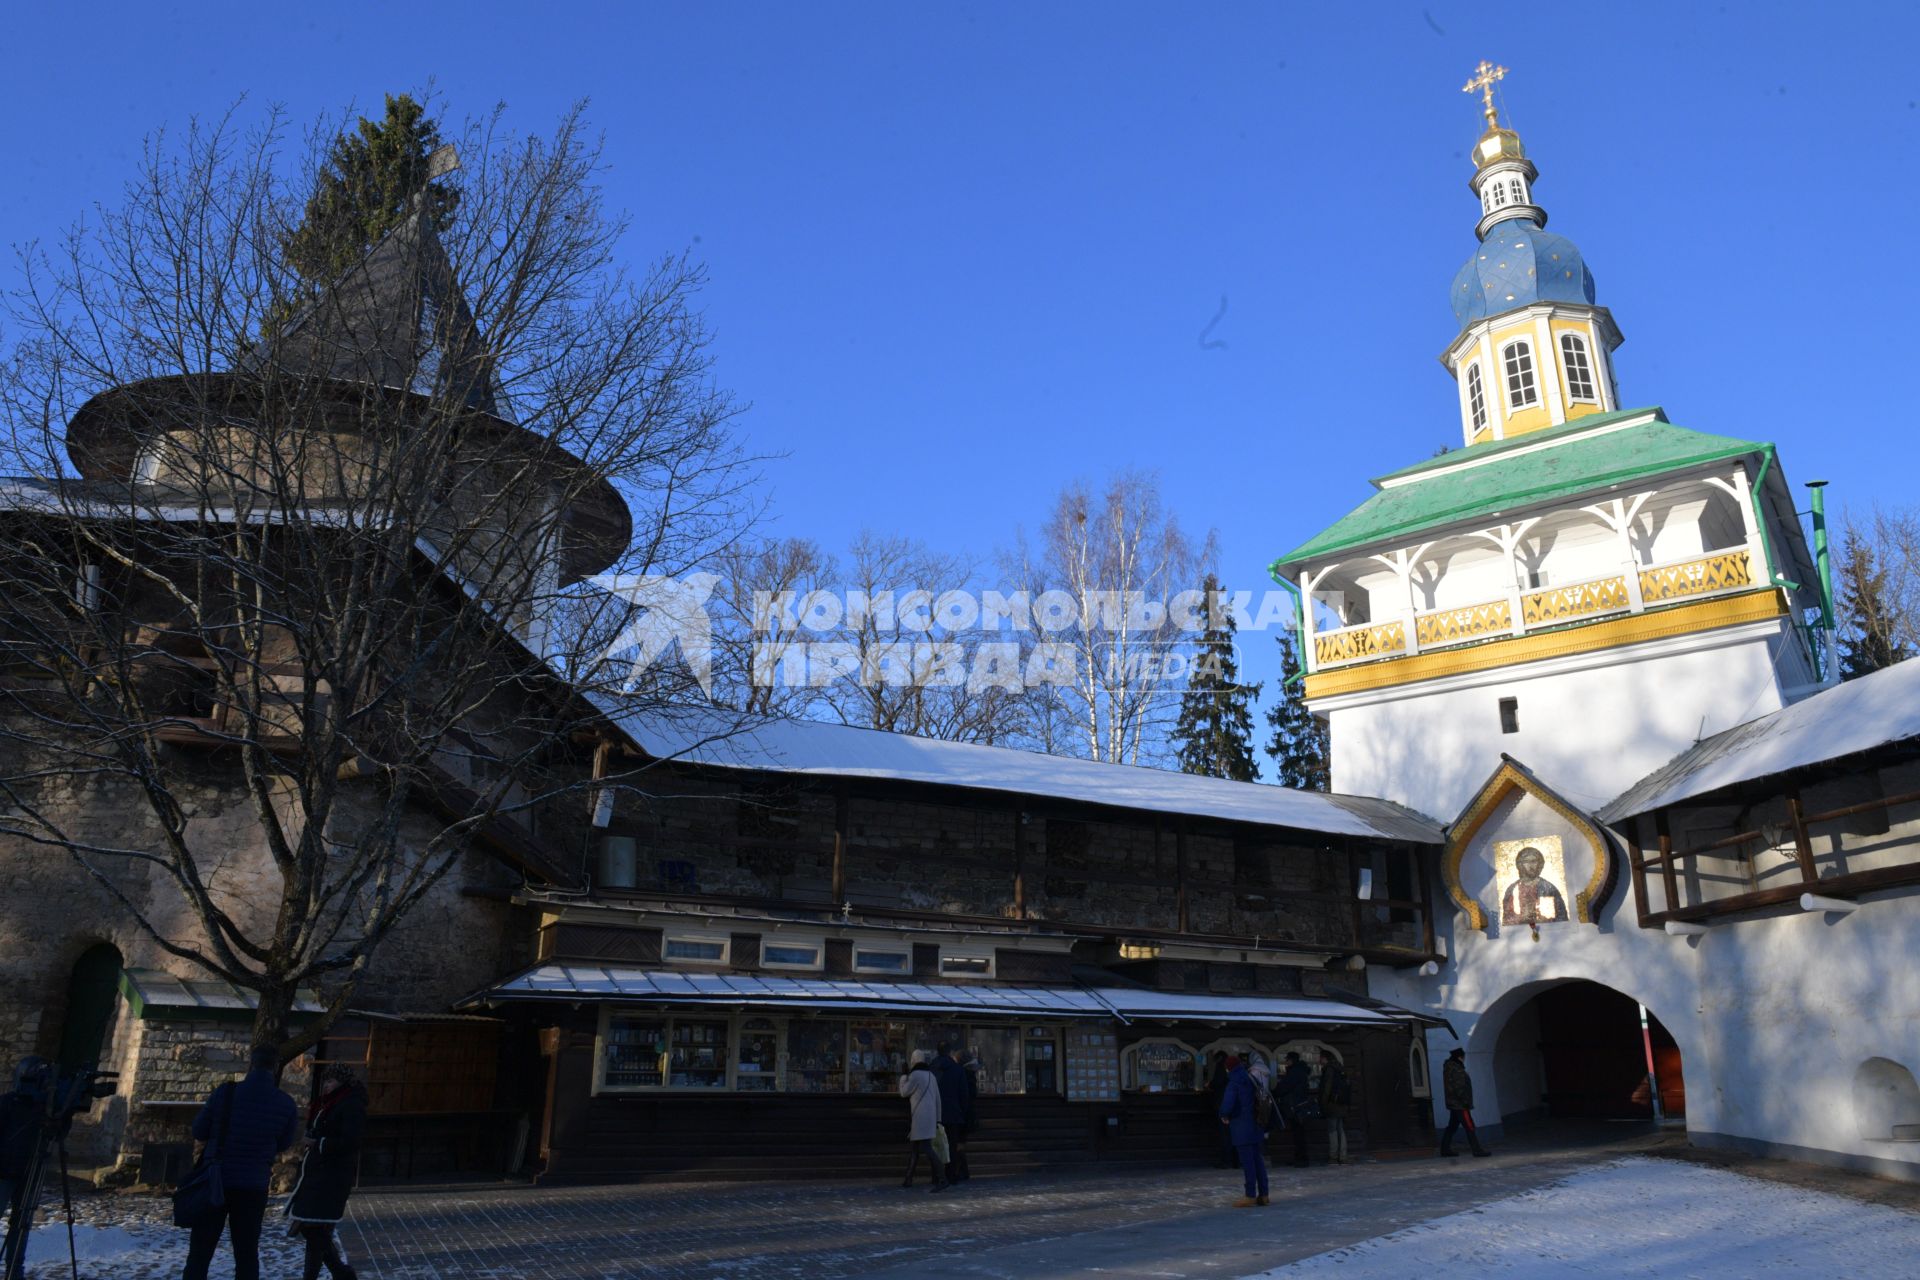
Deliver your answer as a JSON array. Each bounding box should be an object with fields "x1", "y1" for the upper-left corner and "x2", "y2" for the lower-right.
[{"x1": 6, "y1": 1, "x2": 1917, "y2": 762}]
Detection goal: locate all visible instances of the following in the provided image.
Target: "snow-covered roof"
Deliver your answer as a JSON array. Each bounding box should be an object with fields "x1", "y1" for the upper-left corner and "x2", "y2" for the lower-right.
[
  {"x1": 464, "y1": 963, "x2": 1411, "y2": 1028},
  {"x1": 1600, "y1": 660, "x2": 1920, "y2": 822},
  {"x1": 596, "y1": 701, "x2": 1443, "y2": 844}
]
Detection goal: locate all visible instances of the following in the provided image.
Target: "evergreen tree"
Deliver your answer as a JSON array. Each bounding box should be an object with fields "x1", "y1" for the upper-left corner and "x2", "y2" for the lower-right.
[
  {"x1": 1169, "y1": 574, "x2": 1260, "y2": 781},
  {"x1": 284, "y1": 93, "x2": 460, "y2": 283},
  {"x1": 1265, "y1": 630, "x2": 1331, "y2": 791},
  {"x1": 258, "y1": 95, "x2": 459, "y2": 344},
  {"x1": 1837, "y1": 533, "x2": 1911, "y2": 680}
]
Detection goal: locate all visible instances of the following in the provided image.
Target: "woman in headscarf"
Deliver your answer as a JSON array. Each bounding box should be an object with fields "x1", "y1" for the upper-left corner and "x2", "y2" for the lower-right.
[{"x1": 287, "y1": 1063, "x2": 369, "y2": 1279}]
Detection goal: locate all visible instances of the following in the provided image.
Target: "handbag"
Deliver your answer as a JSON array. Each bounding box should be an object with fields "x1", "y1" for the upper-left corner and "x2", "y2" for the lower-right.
[
  {"x1": 171, "y1": 1082, "x2": 235, "y2": 1228},
  {"x1": 930, "y1": 1123, "x2": 950, "y2": 1164}
]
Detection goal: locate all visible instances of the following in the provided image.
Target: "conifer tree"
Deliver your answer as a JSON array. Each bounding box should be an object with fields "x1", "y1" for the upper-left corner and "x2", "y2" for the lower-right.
[
  {"x1": 1169, "y1": 574, "x2": 1260, "y2": 780},
  {"x1": 1837, "y1": 533, "x2": 1910, "y2": 680},
  {"x1": 1265, "y1": 630, "x2": 1331, "y2": 791}
]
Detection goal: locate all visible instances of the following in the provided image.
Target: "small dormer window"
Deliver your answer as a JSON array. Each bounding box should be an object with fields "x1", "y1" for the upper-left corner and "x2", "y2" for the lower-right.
[
  {"x1": 1467, "y1": 362, "x2": 1488, "y2": 433},
  {"x1": 1502, "y1": 340, "x2": 1539, "y2": 409},
  {"x1": 1560, "y1": 333, "x2": 1598, "y2": 402}
]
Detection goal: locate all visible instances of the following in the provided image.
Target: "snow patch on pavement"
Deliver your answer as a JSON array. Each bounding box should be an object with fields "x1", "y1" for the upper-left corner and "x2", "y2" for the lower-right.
[{"x1": 1242, "y1": 1157, "x2": 1920, "y2": 1278}]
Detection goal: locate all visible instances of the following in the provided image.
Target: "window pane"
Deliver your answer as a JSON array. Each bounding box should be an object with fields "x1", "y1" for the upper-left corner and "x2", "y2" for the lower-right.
[
  {"x1": 763, "y1": 944, "x2": 819, "y2": 967},
  {"x1": 941, "y1": 956, "x2": 991, "y2": 976},
  {"x1": 664, "y1": 939, "x2": 725, "y2": 962},
  {"x1": 1504, "y1": 343, "x2": 1538, "y2": 407},
  {"x1": 668, "y1": 1020, "x2": 728, "y2": 1089},
  {"x1": 854, "y1": 949, "x2": 909, "y2": 972},
  {"x1": 968, "y1": 1027, "x2": 1024, "y2": 1095},
  {"x1": 1561, "y1": 334, "x2": 1597, "y2": 402},
  {"x1": 1023, "y1": 1027, "x2": 1060, "y2": 1095},
  {"x1": 1124, "y1": 1040, "x2": 1198, "y2": 1093},
  {"x1": 1468, "y1": 364, "x2": 1486, "y2": 430},
  {"x1": 736, "y1": 1017, "x2": 779, "y2": 1091},
  {"x1": 785, "y1": 1021, "x2": 846, "y2": 1093},
  {"x1": 603, "y1": 1017, "x2": 667, "y2": 1088}
]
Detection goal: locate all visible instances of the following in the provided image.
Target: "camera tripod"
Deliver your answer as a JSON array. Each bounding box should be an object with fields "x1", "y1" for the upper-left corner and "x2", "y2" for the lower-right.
[{"x1": 0, "y1": 1060, "x2": 115, "y2": 1280}]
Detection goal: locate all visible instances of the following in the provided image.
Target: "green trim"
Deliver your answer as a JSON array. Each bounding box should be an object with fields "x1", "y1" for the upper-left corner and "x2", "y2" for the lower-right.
[
  {"x1": 1371, "y1": 405, "x2": 1666, "y2": 485},
  {"x1": 1266, "y1": 564, "x2": 1308, "y2": 685},
  {"x1": 1275, "y1": 416, "x2": 1770, "y2": 570}
]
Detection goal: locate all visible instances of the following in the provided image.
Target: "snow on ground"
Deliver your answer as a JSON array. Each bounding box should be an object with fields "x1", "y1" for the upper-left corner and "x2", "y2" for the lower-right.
[
  {"x1": 13, "y1": 1194, "x2": 307, "y2": 1280},
  {"x1": 1243, "y1": 1157, "x2": 1920, "y2": 1278}
]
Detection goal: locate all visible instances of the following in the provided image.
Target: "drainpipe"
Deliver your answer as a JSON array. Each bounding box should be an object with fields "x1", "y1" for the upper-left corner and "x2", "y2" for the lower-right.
[
  {"x1": 1749, "y1": 447, "x2": 1800, "y2": 592},
  {"x1": 1806, "y1": 480, "x2": 1835, "y2": 630},
  {"x1": 1267, "y1": 560, "x2": 1307, "y2": 686}
]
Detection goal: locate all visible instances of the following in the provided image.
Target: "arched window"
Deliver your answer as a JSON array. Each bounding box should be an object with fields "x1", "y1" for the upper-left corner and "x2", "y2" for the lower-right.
[
  {"x1": 1121, "y1": 1038, "x2": 1200, "y2": 1093},
  {"x1": 1486, "y1": 181, "x2": 1507, "y2": 210},
  {"x1": 1560, "y1": 333, "x2": 1598, "y2": 403},
  {"x1": 1508, "y1": 178, "x2": 1526, "y2": 206},
  {"x1": 1198, "y1": 1040, "x2": 1273, "y2": 1090},
  {"x1": 1466, "y1": 362, "x2": 1488, "y2": 433},
  {"x1": 1409, "y1": 1038, "x2": 1432, "y2": 1099},
  {"x1": 1502, "y1": 340, "x2": 1539, "y2": 410}
]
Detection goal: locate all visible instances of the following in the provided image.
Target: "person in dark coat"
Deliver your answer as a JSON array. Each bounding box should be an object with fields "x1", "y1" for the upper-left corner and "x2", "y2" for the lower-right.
[
  {"x1": 1440, "y1": 1048, "x2": 1490, "y2": 1157},
  {"x1": 931, "y1": 1044, "x2": 977, "y2": 1184},
  {"x1": 1204, "y1": 1051, "x2": 1236, "y2": 1168},
  {"x1": 1275, "y1": 1051, "x2": 1313, "y2": 1169},
  {"x1": 1216, "y1": 1055, "x2": 1268, "y2": 1206},
  {"x1": 181, "y1": 1046, "x2": 300, "y2": 1280},
  {"x1": 287, "y1": 1063, "x2": 369, "y2": 1279},
  {"x1": 1318, "y1": 1057, "x2": 1352, "y2": 1164}
]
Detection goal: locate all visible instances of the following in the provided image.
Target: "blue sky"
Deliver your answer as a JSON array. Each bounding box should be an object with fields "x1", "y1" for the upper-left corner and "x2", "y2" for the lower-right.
[{"x1": 5, "y1": 2, "x2": 1917, "y2": 766}]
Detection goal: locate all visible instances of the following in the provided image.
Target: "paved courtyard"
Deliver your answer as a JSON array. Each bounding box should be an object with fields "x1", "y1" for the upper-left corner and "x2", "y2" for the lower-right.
[{"x1": 19, "y1": 1132, "x2": 1920, "y2": 1278}]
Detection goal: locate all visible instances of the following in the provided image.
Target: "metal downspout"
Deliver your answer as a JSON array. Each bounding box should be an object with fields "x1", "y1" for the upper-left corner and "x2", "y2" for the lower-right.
[{"x1": 1267, "y1": 560, "x2": 1307, "y2": 687}]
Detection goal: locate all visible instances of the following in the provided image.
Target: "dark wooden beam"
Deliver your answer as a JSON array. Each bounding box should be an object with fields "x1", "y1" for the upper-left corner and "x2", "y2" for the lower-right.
[
  {"x1": 829, "y1": 785, "x2": 849, "y2": 907},
  {"x1": 1625, "y1": 827, "x2": 1653, "y2": 929},
  {"x1": 1643, "y1": 860, "x2": 1920, "y2": 926},
  {"x1": 1785, "y1": 790, "x2": 1817, "y2": 884},
  {"x1": 1656, "y1": 809, "x2": 1680, "y2": 916}
]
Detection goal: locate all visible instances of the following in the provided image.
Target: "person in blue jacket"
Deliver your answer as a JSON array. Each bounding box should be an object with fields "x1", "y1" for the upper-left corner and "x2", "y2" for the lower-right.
[
  {"x1": 1217, "y1": 1053, "x2": 1269, "y2": 1207},
  {"x1": 181, "y1": 1046, "x2": 301, "y2": 1280}
]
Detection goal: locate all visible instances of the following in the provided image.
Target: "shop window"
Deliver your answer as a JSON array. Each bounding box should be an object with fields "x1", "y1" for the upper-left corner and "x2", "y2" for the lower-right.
[
  {"x1": 1502, "y1": 340, "x2": 1539, "y2": 409},
  {"x1": 940, "y1": 955, "x2": 992, "y2": 978},
  {"x1": 784, "y1": 1021, "x2": 846, "y2": 1093},
  {"x1": 963, "y1": 1026, "x2": 1022, "y2": 1095},
  {"x1": 1023, "y1": 1027, "x2": 1060, "y2": 1095},
  {"x1": 853, "y1": 948, "x2": 911, "y2": 975},
  {"x1": 762, "y1": 942, "x2": 822, "y2": 970},
  {"x1": 1199, "y1": 1040, "x2": 1273, "y2": 1089},
  {"x1": 1272, "y1": 1039, "x2": 1344, "y2": 1091},
  {"x1": 663, "y1": 937, "x2": 726, "y2": 964},
  {"x1": 735, "y1": 1017, "x2": 780, "y2": 1091},
  {"x1": 848, "y1": 1021, "x2": 911, "y2": 1092},
  {"x1": 1122, "y1": 1038, "x2": 1200, "y2": 1093},
  {"x1": 599, "y1": 1014, "x2": 728, "y2": 1090},
  {"x1": 1560, "y1": 332, "x2": 1598, "y2": 402}
]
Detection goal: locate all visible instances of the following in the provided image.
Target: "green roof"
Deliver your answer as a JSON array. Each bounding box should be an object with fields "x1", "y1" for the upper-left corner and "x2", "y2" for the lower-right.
[{"x1": 1272, "y1": 408, "x2": 1768, "y2": 569}]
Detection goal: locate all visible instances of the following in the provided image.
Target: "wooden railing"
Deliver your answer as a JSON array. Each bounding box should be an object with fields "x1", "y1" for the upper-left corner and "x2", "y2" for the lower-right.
[
  {"x1": 1313, "y1": 619, "x2": 1405, "y2": 668},
  {"x1": 1414, "y1": 599, "x2": 1512, "y2": 649},
  {"x1": 1521, "y1": 573, "x2": 1631, "y2": 626},
  {"x1": 1640, "y1": 549, "x2": 1752, "y2": 605}
]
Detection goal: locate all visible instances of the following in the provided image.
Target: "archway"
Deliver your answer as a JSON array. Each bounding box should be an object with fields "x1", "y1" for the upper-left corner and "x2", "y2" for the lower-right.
[
  {"x1": 1476, "y1": 978, "x2": 1684, "y2": 1127},
  {"x1": 56, "y1": 943, "x2": 124, "y2": 1071}
]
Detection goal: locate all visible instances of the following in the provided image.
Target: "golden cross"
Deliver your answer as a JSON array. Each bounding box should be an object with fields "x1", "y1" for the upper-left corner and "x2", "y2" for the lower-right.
[{"x1": 1462, "y1": 59, "x2": 1508, "y2": 127}]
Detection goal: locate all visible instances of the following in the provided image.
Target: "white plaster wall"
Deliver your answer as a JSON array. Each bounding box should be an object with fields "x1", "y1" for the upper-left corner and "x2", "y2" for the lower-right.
[
  {"x1": 1372, "y1": 804, "x2": 1920, "y2": 1179},
  {"x1": 1327, "y1": 624, "x2": 1791, "y2": 820}
]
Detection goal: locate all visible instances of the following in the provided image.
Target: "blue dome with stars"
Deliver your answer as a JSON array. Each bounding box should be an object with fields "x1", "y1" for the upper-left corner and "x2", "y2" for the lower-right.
[{"x1": 1451, "y1": 219, "x2": 1596, "y2": 329}]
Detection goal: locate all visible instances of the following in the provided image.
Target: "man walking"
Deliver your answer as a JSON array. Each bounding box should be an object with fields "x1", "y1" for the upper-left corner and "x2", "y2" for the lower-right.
[
  {"x1": 1216, "y1": 1054, "x2": 1268, "y2": 1207},
  {"x1": 1439, "y1": 1048, "x2": 1491, "y2": 1158},
  {"x1": 931, "y1": 1042, "x2": 975, "y2": 1184},
  {"x1": 1275, "y1": 1051, "x2": 1312, "y2": 1169}
]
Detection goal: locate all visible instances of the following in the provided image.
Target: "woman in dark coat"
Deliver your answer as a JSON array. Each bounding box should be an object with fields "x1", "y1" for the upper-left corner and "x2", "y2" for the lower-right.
[{"x1": 287, "y1": 1064, "x2": 368, "y2": 1279}]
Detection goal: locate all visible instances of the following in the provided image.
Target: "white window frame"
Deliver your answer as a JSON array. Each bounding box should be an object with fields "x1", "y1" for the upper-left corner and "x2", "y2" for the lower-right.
[
  {"x1": 1410, "y1": 1037, "x2": 1432, "y2": 1099},
  {"x1": 1559, "y1": 332, "x2": 1598, "y2": 403},
  {"x1": 1466, "y1": 362, "x2": 1488, "y2": 433},
  {"x1": 1485, "y1": 181, "x2": 1508, "y2": 211},
  {"x1": 760, "y1": 939, "x2": 824, "y2": 971},
  {"x1": 1501, "y1": 339, "x2": 1540, "y2": 411},
  {"x1": 939, "y1": 954, "x2": 993, "y2": 978},
  {"x1": 852, "y1": 946, "x2": 912, "y2": 975},
  {"x1": 1120, "y1": 1037, "x2": 1201, "y2": 1093},
  {"x1": 662, "y1": 935, "x2": 729, "y2": 965},
  {"x1": 1508, "y1": 177, "x2": 1526, "y2": 206}
]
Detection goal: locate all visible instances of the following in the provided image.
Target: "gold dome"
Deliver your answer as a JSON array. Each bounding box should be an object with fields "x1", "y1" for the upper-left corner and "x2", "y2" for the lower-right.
[{"x1": 1474, "y1": 126, "x2": 1527, "y2": 169}]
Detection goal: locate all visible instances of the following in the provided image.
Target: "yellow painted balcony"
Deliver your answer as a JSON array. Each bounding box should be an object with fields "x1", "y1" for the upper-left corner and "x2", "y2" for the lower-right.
[
  {"x1": 1640, "y1": 549, "x2": 1752, "y2": 605},
  {"x1": 1415, "y1": 599, "x2": 1513, "y2": 649},
  {"x1": 1521, "y1": 574, "x2": 1631, "y2": 627},
  {"x1": 1314, "y1": 619, "x2": 1406, "y2": 668}
]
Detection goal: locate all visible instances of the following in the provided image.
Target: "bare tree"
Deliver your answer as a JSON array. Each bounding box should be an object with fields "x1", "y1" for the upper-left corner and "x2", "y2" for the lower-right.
[
  {"x1": 1838, "y1": 505, "x2": 1920, "y2": 678},
  {"x1": 1010, "y1": 471, "x2": 1213, "y2": 764},
  {"x1": 0, "y1": 102, "x2": 751, "y2": 1058}
]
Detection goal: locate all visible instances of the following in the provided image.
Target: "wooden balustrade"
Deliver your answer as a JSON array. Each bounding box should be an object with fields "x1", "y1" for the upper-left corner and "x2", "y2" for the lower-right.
[
  {"x1": 1521, "y1": 574, "x2": 1631, "y2": 626},
  {"x1": 1414, "y1": 599, "x2": 1512, "y2": 649},
  {"x1": 1312, "y1": 619, "x2": 1405, "y2": 668},
  {"x1": 1639, "y1": 549, "x2": 1752, "y2": 605}
]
